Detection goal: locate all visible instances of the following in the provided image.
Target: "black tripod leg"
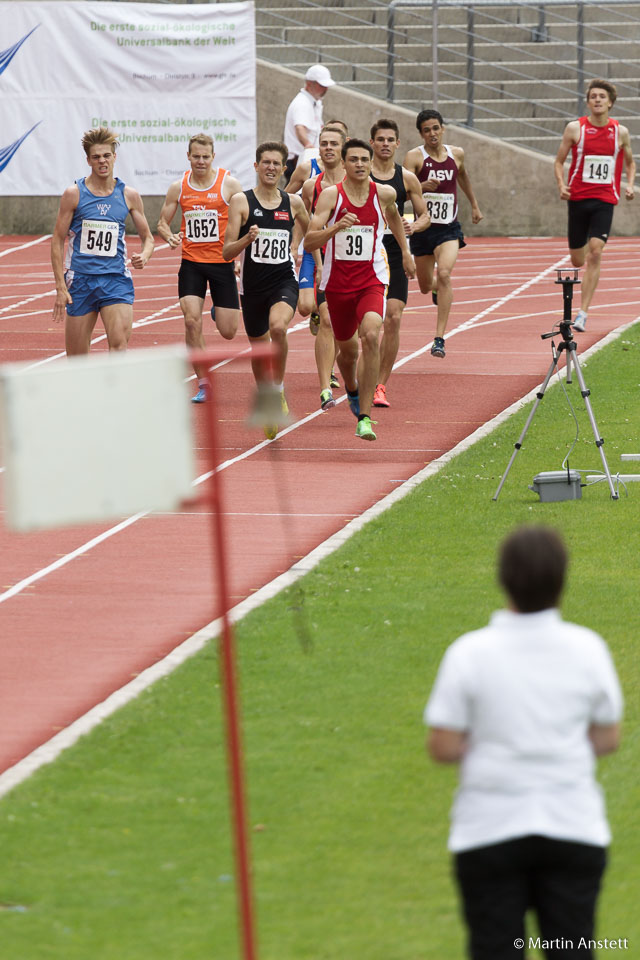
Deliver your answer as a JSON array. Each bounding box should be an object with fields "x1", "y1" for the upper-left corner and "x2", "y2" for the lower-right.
[{"x1": 492, "y1": 355, "x2": 559, "y2": 501}]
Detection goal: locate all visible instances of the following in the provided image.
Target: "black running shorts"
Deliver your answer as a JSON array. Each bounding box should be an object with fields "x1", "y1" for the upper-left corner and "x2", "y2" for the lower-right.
[
  {"x1": 410, "y1": 220, "x2": 466, "y2": 258},
  {"x1": 383, "y1": 238, "x2": 409, "y2": 304},
  {"x1": 240, "y1": 280, "x2": 299, "y2": 338},
  {"x1": 178, "y1": 259, "x2": 240, "y2": 308},
  {"x1": 568, "y1": 198, "x2": 614, "y2": 249}
]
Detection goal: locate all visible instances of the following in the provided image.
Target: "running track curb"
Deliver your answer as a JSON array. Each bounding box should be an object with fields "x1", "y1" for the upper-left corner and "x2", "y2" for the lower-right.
[{"x1": 1, "y1": 316, "x2": 638, "y2": 799}]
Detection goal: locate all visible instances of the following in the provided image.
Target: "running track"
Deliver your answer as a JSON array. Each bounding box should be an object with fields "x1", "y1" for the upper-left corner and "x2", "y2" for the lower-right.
[{"x1": 1, "y1": 234, "x2": 639, "y2": 778}]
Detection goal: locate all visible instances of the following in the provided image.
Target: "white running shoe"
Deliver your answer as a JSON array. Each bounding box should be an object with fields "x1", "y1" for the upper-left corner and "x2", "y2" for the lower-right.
[{"x1": 573, "y1": 310, "x2": 588, "y2": 332}]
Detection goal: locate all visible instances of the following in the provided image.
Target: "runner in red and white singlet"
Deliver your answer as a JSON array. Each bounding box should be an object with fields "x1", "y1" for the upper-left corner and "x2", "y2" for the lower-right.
[
  {"x1": 567, "y1": 117, "x2": 624, "y2": 204},
  {"x1": 404, "y1": 109, "x2": 483, "y2": 359},
  {"x1": 158, "y1": 133, "x2": 243, "y2": 402},
  {"x1": 305, "y1": 138, "x2": 415, "y2": 441},
  {"x1": 299, "y1": 125, "x2": 346, "y2": 411},
  {"x1": 555, "y1": 79, "x2": 635, "y2": 332}
]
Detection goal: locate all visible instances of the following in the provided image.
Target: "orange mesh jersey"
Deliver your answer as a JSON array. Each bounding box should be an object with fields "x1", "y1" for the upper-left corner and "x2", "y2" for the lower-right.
[{"x1": 179, "y1": 167, "x2": 230, "y2": 263}]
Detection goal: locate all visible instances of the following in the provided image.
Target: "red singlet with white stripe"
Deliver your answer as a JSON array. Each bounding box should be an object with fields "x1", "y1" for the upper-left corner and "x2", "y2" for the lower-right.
[
  {"x1": 320, "y1": 181, "x2": 389, "y2": 292},
  {"x1": 567, "y1": 117, "x2": 623, "y2": 204}
]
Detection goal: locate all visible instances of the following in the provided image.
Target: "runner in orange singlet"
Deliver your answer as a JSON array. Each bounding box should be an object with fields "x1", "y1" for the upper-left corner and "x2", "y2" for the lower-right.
[
  {"x1": 158, "y1": 133, "x2": 243, "y2": 401},
  {"x1": 554, "y1": 79, "x2": 635, "y2": 332}
]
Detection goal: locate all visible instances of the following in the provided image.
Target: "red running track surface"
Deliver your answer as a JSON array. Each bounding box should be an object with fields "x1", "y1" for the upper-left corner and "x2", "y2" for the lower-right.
[{"x1": 1, "y1": 233, "x2": 639, "y2": 774}]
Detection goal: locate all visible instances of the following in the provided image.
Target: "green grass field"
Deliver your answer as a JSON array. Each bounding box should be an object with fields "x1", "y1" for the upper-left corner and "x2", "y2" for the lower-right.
[{"x1": 1, "y1": 325, "x2": 639, "y2": 959}]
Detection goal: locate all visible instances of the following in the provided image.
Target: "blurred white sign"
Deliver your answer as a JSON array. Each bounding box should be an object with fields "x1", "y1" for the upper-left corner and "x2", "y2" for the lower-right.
[{"x1": 0, "y1": 347, "x2": 196, "y2": 531}]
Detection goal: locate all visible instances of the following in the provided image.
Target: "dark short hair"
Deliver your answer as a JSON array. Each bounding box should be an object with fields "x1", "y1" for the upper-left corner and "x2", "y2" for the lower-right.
[
  {"x1": 498, "y1": 526, "x2": 568, "y2": 613},
  {"x1": 370, "y1": 118, "x2": 400, "y2": 139},
  {"x1": 586, "y1": 78, "x2": 617, "y2": 106},
  {"x1": 416, "y1": 109, "x2": 444, "y2": 132},
  {"x1": 342, "y1": 138, "x2": 373, "y2": 161},
  {"x1": 256, "y1": 141, "x2": 287, "y2": 164}
]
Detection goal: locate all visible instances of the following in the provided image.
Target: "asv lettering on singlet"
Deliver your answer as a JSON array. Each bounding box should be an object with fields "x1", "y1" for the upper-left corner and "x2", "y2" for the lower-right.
[
  {"x1": 184, "y1": 209, "x2": 219, "y2": 242},
  {"x1": 334, "y1": 225, "x2": 374, "y2": 261},
  {"x1": 252, "y1": 228, "x2": 290, "y2": 264},
  {"x1": 79, "y1": 219, "x2": 118, "y2": 257},
  {"x1": 582, "y1": 155, "x2": 613, "y2": 185},
  {"x1": 426, "y1": 193, "x2": 455, "y2": 225}
]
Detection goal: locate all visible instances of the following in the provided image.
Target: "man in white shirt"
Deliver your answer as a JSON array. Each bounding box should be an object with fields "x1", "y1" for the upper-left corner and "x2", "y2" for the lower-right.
[
  {"x1": 283, "y1": 64, "x2": 335, "y2": 184},
  {"x1": 425, "y1": 526, "x2": 623, "y2": 960}
]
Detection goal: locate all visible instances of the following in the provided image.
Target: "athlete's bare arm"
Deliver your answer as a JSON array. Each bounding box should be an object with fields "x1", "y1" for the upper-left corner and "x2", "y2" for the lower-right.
[
  {"x1": 403, "y1": 169, "x2": 431, "y2": 234},
  {"x1": 292, "y1": 177, "x2": 323, "y2": 272},
  {"x1": 51, "y1": 184, "x2": 80, "y2": 322},
  {"x1": 222, "y1": 193, "x2": 254, "y2": 261},
  {"x1": 124, "y1": 186, "x2": 154, "y2": 269},
  {"x1": 378, "y1": 184, "x2": 416, "y2": 279},
  {"x1": 454, "y1": 147, "x2": 483, "y2": 224},
  {"x1": 402, "y1": 146, "x2": 439, "y2": 194},
  {"x1": 554, "y1": 121, "x2": 581, "y2": 200},
  {"x1": 619, "y1": 125, "x2": 636, "y2": 200},
  {"x1": 285, "y1": 159, "x2": 313, "y2": 195},
  {"x1": 304, "y1": 186, "x2": 359, "y2": 252},
  {"x1": 157, "y1": 179, "x2": 183, "y2": 247},
  {"x1": 223, "y1": 175, "x2": 244, "y2": 204},
  {"x1": 290, "y1": 193, "x2": 310, "y2": 239}
]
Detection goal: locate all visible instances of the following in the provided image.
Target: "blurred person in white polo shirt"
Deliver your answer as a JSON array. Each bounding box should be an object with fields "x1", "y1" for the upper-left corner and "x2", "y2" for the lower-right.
[
  {"x1": 425, "y1": 525, "x2": 623, "y2": 960},
  {"x1": 283, "y1": 64, "x2": 335, "y2": 184}
]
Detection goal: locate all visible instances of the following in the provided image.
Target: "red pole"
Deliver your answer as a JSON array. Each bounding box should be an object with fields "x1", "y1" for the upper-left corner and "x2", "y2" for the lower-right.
[{"x1": 202, "y1": 366, "x2": 258, "y2": 960}]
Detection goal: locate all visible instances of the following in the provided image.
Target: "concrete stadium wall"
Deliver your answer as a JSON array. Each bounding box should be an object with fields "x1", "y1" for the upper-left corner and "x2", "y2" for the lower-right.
[
  {"x1": 2, "y1": 59, "x2": 637, "y2": 239},
  {"x1": 256, "y1": 61, "x2": 639, "y2": 239}
]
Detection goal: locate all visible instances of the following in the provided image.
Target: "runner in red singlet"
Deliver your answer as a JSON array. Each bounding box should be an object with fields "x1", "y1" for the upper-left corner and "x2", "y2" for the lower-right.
[
  {"x1": 554, "y1": 79, "x2": 635, "y2": 332},
  {"x1": 304, "y1": 139, "x2": 415, "y2": 441},
  {"x1": 299, "y1": 126, "x2": 346, "y2": 410},
  {"x1": 404, "y1": 109, "x2": 483, "y2": 359}
]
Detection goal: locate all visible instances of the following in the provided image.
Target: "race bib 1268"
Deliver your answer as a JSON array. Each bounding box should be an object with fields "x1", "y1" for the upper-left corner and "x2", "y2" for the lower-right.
[
  {"x1": 79, "y1": 220, "x2": 119, "y2": 257},
  {"x1": 251, "y1": 228, "x2": 291, "y2": 264}
]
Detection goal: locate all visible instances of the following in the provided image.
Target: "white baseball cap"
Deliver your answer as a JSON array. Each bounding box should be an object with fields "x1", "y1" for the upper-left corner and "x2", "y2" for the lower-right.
[{"x1": 305, "y1": 64, "x2": 335, "y2": 88}]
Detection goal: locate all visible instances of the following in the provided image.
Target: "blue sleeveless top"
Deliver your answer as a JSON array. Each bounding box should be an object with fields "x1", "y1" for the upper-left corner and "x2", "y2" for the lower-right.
[
  {"x1": 310, "y1": 156, "x2": 321, "y2": 177},
  {"x1": 65, "y1": 177, "x2": 130, "y2": 277}
]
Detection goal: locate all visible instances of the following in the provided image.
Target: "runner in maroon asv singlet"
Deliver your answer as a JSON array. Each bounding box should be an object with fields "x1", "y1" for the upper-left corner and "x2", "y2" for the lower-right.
[
  {"x1": 554, "y1": 78, "x2": 635, "y2": 332},
  {"x1": 404, "y1": 109, "x2": 483, "y2": 359},
  {"x1": 304, "y1": 138, "x2": 415, "y2": 442}
]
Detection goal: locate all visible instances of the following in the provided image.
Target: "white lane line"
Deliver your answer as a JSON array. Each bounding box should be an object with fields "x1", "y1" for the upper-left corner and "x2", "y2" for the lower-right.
[
  {"x1": 0, "y1": 236, "x2": 51, "y2": 259},
  {"x1": 0, "y1": 256, "x2": 578, "y2": 598},
  {"x1": 1, "y1": 314, "x2": 637, "y2": 799}
]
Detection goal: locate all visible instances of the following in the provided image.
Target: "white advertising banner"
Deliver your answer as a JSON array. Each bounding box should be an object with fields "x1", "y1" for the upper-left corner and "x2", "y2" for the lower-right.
[{"x1": 0, "y1": 1, "x2": 256, "y2": 195}]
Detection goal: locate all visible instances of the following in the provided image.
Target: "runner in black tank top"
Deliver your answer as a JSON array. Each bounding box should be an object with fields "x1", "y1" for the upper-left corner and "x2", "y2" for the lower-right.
[
  {"x1": 404, "y1": 109, "x2": 483, "y2": 359},
  {"x1": 239, "y1": 189, "x2": 298, "y2": 295},
  {"x1": 369, "y1": 119, "x2": 430, "y2": 407},
  {"x1": 223, "y1": 142, "x2": 310, "y2": 439}
]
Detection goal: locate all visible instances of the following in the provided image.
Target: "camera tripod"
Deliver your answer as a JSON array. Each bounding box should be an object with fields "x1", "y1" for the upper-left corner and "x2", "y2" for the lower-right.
[{"x1": 493, "y1": 269, "x2": 618, "y2": 501}]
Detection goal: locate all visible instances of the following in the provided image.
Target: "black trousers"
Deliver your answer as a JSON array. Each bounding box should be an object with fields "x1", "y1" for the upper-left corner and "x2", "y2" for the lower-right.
[{"x1": 455, "y1": 835, "x2": 607, "y2": 959}]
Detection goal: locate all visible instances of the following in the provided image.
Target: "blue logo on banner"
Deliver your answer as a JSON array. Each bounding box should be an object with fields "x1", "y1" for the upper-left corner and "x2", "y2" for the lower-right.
[
  {"x1": 0, "y1": 122, "x2": 42, "y2": 173},
  {"x1": 0, "y1": 24, "x2": 41, "y2": 76}
]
